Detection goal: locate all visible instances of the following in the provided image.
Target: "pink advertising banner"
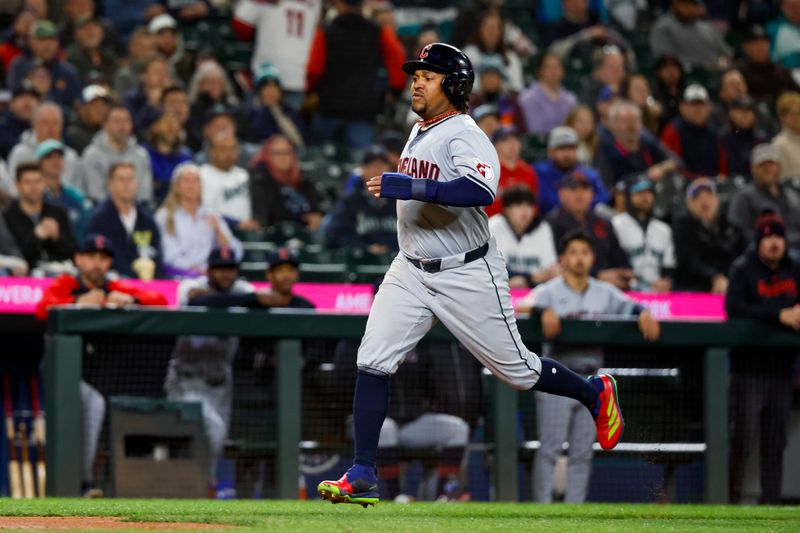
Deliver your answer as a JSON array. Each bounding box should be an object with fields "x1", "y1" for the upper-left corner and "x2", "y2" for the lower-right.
[{"x1": 0, "y1": 277, "x2": 727, "y2": 321}]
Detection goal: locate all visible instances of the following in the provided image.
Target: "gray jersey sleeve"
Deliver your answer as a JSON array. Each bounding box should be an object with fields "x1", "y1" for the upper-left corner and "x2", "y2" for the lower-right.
[
  {"x1": 448, "y1": 129, "x2": 500, "y2": 200},
  {"x1": 603, "y1": 282, "x2": 640, "y2": 315},
  {"x1": 529, "y1": 280, "x2": 555, "y2": 309}
]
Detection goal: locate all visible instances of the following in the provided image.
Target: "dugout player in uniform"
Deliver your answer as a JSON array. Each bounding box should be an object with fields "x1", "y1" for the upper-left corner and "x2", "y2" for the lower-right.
[
  {"x1": 519, "y1": 231, "x2": 659, "y2": 503},
  {"x1": 318, "y1": 43, "x2": 628, "y2": 506}
]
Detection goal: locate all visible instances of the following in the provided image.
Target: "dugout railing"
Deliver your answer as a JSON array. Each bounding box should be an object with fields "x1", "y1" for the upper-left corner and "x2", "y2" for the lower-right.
[{"x1": 43, "y1": 307, "x2": 799, "y2": 503}]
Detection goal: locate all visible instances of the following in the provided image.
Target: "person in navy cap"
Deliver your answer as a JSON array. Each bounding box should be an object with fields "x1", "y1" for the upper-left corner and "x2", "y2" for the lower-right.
[{"x1": 264, "y1": 248, "x2": 314, "y2": 310}]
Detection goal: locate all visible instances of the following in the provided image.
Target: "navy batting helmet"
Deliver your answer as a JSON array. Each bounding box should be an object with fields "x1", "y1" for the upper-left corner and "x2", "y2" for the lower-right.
[{"x1": 402, "y1": 43, "x2": 474, "y2": 106}]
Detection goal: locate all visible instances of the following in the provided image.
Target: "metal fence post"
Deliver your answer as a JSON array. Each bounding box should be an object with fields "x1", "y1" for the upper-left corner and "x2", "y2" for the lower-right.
[
  {"x1": 44, "y1": 334, "x2": 82, "y2": 497},
  {"x1": 704, "y1": 347, "x2": 729, "y2": 503},
  {"x1": 492, "y1": 380, "x2": 519, "y2": 501},
  {"x1": 276, "y1": 339, "x2": 302, "y2": 499}
]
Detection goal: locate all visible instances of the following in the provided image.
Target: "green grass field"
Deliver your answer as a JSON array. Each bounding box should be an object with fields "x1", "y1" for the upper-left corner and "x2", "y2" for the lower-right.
[{"x1": 0, "y1": 499, "x2": 798, "y2": 532}]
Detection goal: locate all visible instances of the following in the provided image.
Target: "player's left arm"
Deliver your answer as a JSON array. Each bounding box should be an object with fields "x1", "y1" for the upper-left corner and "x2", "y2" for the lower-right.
[{"x1": 369, "y1": 133, "x2": 498, "y2": 207}]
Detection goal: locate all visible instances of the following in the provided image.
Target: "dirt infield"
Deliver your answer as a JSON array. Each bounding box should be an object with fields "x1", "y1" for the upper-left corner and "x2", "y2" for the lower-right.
[{"x1": 0, "y1": 517, "x2": 231, "y2": 530}]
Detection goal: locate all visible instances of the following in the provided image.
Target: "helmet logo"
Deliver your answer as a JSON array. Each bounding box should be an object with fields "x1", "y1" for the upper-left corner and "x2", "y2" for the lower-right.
[{"x1": 419, "y1": 44, "x2": 433, "y2": 59}]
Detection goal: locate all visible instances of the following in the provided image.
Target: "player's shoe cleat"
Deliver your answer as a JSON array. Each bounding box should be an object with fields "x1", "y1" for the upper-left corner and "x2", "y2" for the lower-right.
[
  {"x1": 589, "y1": 373, "x2": 624, "y2": 450},
  {"x1": 317, "y1": 465, "x2": 380, "y2": 508}
]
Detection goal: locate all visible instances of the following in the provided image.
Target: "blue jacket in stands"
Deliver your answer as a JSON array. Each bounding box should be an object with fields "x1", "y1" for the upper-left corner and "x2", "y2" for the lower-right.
[
  {"x1": 533, "y1": 159, "x2": 610, "y2": 216},
  {"x1": 85, "y1": 199, "x2": 164, "y2": 279},
  {"x1": 324, "y1": 189, "x2": 398, "y2": 251}
]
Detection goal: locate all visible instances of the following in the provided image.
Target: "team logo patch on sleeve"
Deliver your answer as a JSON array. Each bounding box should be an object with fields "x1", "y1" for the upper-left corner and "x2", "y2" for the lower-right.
[{"x1": 471, "y1": 159, "x2": 494, "y2": 181}]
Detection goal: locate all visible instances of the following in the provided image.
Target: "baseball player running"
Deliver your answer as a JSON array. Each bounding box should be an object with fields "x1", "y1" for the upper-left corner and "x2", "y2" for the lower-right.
[{"x1": 318, "y1": 43, "x2": 625, "y2": 507}]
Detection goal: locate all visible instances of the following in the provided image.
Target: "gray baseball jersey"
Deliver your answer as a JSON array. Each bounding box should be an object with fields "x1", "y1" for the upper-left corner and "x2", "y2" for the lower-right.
[
  {"x1": 522, "y1": 276, "x2": 640, "y2": 371},
  {"x1": 396, "y1": 114, "x2": 501, "y2": 259},
  {"x1": 358, "y1": 112, "x2": 542, "y2": 391}
]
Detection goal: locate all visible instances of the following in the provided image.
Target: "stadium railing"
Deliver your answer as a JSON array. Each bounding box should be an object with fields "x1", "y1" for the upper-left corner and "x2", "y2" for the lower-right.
[{"x1": 43, "y1": 307, "x2": 798, "y2": 502}]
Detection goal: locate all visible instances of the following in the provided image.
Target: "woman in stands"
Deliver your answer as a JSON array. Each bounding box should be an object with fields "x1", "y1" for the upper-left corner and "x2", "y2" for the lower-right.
[
  {"x1": 463, "y1": 9, "x2": 524, "y2": 93},
  {"x1": 249, "y1": 134, "x2": 323, "y2": 232},
  {"x1": 564, "y1": 105, "x2": 599, "y2": 166},
  {"x1": 155, "y1": 162, "x2": 242, "y2": 277}
]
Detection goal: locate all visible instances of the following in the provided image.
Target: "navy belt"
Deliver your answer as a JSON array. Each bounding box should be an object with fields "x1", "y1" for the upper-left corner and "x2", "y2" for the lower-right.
[{"x1": 407, "y1": 242, "x2": 489, "y2": 273}]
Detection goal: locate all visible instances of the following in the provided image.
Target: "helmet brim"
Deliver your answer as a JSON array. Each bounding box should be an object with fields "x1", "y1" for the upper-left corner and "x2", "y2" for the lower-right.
[{"x1": 401, "y1": 60, "x2": 450, "y2": 75}]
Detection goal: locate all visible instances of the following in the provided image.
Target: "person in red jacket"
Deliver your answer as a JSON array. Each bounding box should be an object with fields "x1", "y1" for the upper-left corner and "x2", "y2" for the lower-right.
[
  {"x1": 35, "y1": 232, "x2": 167, "y2": 497},
  {"x1": 36, "y1": 233, "x2": 167, "y2": 321},
  {"x1": 486, "y1": 126, "x2": 538, "y2": 217}
]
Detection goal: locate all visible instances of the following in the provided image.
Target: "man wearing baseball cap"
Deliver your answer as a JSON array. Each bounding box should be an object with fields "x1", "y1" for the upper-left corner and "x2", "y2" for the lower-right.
[
  {"x1": 148, "y1": 14, "x2": 193, "y2": 85},
  {"x1": 725, "y1": 211, "x2": 800, "y2": 504},
  {"x1": 535, "y1": 126, "x2": 609, "y2": 215},
  {"x1": 0, "y1": 86, "x2": 39, "y2": 159},
  {"x1": 611, "y1": 175, "x2": 675, "y2": 292},
  {"x1": 728, "y1": 143, "x2": 800, "y2": 250},
  {"x1": 35, "y1": 232, "x2": 168, "y2": 497},
  {"x1": 264, "y1": 248, "x2": 314, "y2": 310},
  {"x1": 37, "y1": 139, "x2": 88, "y2": 239},
  {"x1": 660, "y1": 83, "x2": 728, "y2": 179},
  {"x1": 6, "y1": 20, "x2": 80, "y2": 108},
  {"x1": 673, "y1": 177, "x2": 745, "y2": 292},
  {"x1": 738, "y1": 25, "x2": 799, "y2": 104},
  {"x1": 66, "y1": 84, "x2": 112, "y2": 153},
  {"x1": 546, "y1": 170, "x2": 633, "y2": 289},
  {"x1": 245, "y1": 63, "x2": 308, "y2": 147}
]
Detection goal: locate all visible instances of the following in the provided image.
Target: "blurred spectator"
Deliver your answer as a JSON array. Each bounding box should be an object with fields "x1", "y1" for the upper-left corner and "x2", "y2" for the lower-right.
[
  {"x1": 245, "y1": 63, "x2": 309, "y2": 148},
  {"x1": 536, "y1": 126, "x2": 609, "y2": 216},
  {"x1": 728, "y1": 144, "x2": 800, "y2": 250},
  {"x1": 771, "y1": 91, "x2": 800, "y2": 180},
  {"x1": 23, "y1": 63, "x2": 55, "y2": 104},
  {"x1": 519, "y1": 53, "x2": 577, "y2": 135},
  {"x1": 6, "y1": 103, "x2": 84, "y2": 198},
  {"x1": 725, "y1": 212, "x2": 800, "y2": 505},
  {"x1": 3, "y1": 162, "x2": 76, "y2": 273},
  {"x1": 154, "y1": 0, "x2": 212, "y2": 25},
  {"x1": 540, "y1": 0, "x2": 602, "y2": 47},
  {"x1": 521, "y1": 229, "x2": 658, "y2": 503},
  {"x1": 0, "y1": 214, "x2": 27, "y2": 276},
  {"x1": 593, "y1": 85, "x2": 622, "y2": 131},
  {"x1": 306, "y1": 0, "x2": 405, "y2": 150},
  {"x1": 489, "y1": 186, "x2": 559, "y2": 289},
  {"x1": 673, "y1": 178, "x2": 745, "y2": 293},
  {"x1": 156, "y1": 163, "x2": 242, "y2": 278},
  {"x1": 652, "y1": 55, "x2": 686, "y2": 130},
  {"x1": 0, "y1": 10, "x2": 35, "y2": 85},
  {"x1": 65, "y1": 14, "x2": 119, "y2": 86},
  {"x1": 377, "y1": 130, "x2": 404, "y2": 171},
  {"x1": 200, "y1": 133, "x2": 260, "y2": 231},
  {"x1": 468, "y1": 57, "x2": 526, "y2": 131},
  {"x1": 142, "y1": 110, "x2": 193, "y2": 200},
  {"x1": 193, "y1": 110, "x2": 255, "y2": 168},
  {"x1": 82, "y1": 106, "x2": 153, "y2": 204},
  {"x1": 710, "y1": 68, "x2": 776, "y2": 136},
  {"x1": 233, "y1": 0, "x2": 322, "y2": 110},
  {"x1": 66, "y1": 85, "x2": 112, "y2": 154},
  {"x1": 84, "y1": 161, "x2": 164, "y2": 279},
  {"x1": 325, "y1": 146, "x2": 397, "y2": 253},
  {"x1": 148, "y1": 14, "x2": 193, "y2": 86},
  {"x1": 486, "y1": 126, "x2": 538, "y2": 218},
  {"x1": 767, "y1": 0, "x2": 800, "y2": 69},
  {"x1": 578, "y1": 45, "x2": 626, "y2": 106},
  {"x1": 186, "y1": 62, "x2": 240, "y2": 146},
  {"x1": 660, "y1": 84, "x2": 728, "y2": 179},
  {"x1": 595, "y1": 101, "x2": 679, "y2": 190},
  {"x1": 621, "y1": 74, "x2": 662, "y2": 136},
  {"x1": 123, "y1": 56, "x2": 174, "y2": 134},
  {"x1": 6, "y1": 20, "x2": 81, "y2": 108},
  {"x1": 463, "y1": 9, "x2": 524, "y2": 93},
  {"x1": 161, "y1": 85, "x2": 190, "y2": 129},
  {"x1": 60, "y1": 0, "x2": 124, "y2": 57},
  {"x1": 649, "y1": 0, "x2": 732, "y2": 69},
  {"x1": 738, "y1": 25, "x2": 799, "y2": 106},
  {"x1": 611, "y1": 175, "x2": 675, "y2": 292},
  {"x1": 0, "y1": 87, "x2": 39, "y2": 159},
  {"x1": 472, "y1": 103, "x2": 501, "y2": 137},
  {"x1": 545, "y1": 172, "x2": 633, "y2": 288},
  {"x1": 250, "y1": 134, "x2": 323, "y2": 231},
  {"x1": 721, "y1": 97, "x2": 771, "y2": 179},
  {"x1": 112, "y1": 26, "x2": 158, "y2": 97},
  {"x1": 564, "y1": 105, "x2": 599, "y2": 165},
  {"x1": 38, "y1": 140, "x2": 89, "y2": 240}
]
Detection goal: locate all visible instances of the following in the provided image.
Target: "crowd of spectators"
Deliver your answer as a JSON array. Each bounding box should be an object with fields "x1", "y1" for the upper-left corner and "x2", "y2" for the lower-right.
[{"x1": 0, "y1": 0, "x2": 799, "y2": 290}]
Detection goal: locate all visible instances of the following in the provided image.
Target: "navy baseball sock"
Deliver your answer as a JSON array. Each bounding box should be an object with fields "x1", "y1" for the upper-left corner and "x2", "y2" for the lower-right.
[
  {"x1": 533, "y1": 359, "x2": 597, "y2": 409},
  {"x1": 352, "y1": 370, "x2": 389, "y2": 471}
]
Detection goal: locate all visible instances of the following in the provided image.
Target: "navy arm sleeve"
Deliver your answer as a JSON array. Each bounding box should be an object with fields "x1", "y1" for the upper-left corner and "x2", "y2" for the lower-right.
[{"x1": 380, "y1": 173, "x2": 493, "y2": 207}]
